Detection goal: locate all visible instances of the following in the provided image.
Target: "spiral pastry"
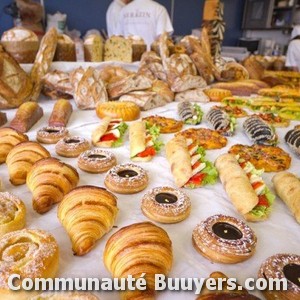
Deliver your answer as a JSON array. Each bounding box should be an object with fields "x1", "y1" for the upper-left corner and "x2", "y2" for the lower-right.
[
  {"x1": 27, "y1": 158, "x2": 79, "y2": 214},
  {"x1": 258, "y1": 253, "x2": 300, "y2": 300},
  {"x1": 192, "y1": 214, "x2": 257, "y2": 264},
  {"x1": 6, "y1": 141, "x2": 51, "y2": 185},
  {"x1": 58, "y1": 186, "x2": 118, "y2": 256},
  {"x1": 206, "y1": 107, "x2": 234, "y2": 136},
  {"x1": 0, "y1": 229, "x2": 59, "y2": 299},
  {"x1": 104, "y1": 222, "x2": 173, "y2": 300},
  {"x1": 243, "y1": 116, "x2": 277, "y2": 146},
  {"x1": 285, "y1": 125, "x2": 300, "y2": 156},
  {"x1": 0, "y1": 192, "x2": 26, "y2": 237},
  {"x1": 0, "y1": 127, "x2": 28, "y2": 164}
]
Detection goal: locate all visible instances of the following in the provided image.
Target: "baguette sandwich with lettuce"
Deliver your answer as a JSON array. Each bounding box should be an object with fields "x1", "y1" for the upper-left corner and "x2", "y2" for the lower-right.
[
  {"x1": 215, "y1": 153, "x2": 275, "y2": 222},
  {"x1": 166, "y1": 136, "x2": 218, "y2": 188},
  {"x1": 92, "y1": 117, "x2": 128, "y2": 147},
  {"x1": 129, "y1": 120, "x2": 163, "y2": 162}
]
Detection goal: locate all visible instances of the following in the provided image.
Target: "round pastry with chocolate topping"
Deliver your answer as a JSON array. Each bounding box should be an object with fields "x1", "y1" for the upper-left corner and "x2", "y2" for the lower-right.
[
  {"x1": 141, "y1": 186, "x2": 191, "y2": 223},
  {"x1": 36, "y1": 126, "x2": 69, "y2": 144},
  {"x1": 55, "y1": 136, "x2": 90, "y2": 158},
  {"x1": 258, "y1": 253, "x2": 300, "y2": 300},
  {"x1": 78, "y1": 149, "x2": 117, "y2": 173},
  {"x1": 104, "y1": 163, "x2": 148, "y2": 194},
  {"x1": 192, "y1": 214, "x2": 257, "y2": 264}
]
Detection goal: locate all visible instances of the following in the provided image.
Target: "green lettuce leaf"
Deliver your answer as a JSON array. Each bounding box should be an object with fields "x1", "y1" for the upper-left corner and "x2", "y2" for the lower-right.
[
  {"x1": 201, "y1": 161, "x2": 218, "y2": 185},
  {"x1": 229, "y1": 116, "x2": 237, "y2": 133},
  {"x1": 196, "y1": 146, "x2": 206, "y2": 158},
  {"x1": 112, "y1": 137, "x2": 124, "y2": 148},
  {"x1": 116, "y1": 122, "x2": 128, "y2": 136},
  {"x1": 153, "y1": 139, "x2": 164, "y2": 152}
]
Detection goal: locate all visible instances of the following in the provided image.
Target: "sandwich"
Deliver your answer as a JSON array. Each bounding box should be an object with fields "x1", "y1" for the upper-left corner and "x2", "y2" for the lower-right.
[
  {"x1": 221, "y1": 96, "x2": 249, "y2": 107},
  {"x1": 279, "y1": 107, "x2": 300, "y2": 120},
  {"x1": 129, "y1": 121, "x2": 163, "y2": 162},
  {"x1": 215, "y1": 153, "x2": 275, "y2": 222},
  {"x1": 92, "y1": 117, "x2": 128, "y2": 147},
  {"x1": 166, "y1": 136, "x2": 218, "y2": 188}
]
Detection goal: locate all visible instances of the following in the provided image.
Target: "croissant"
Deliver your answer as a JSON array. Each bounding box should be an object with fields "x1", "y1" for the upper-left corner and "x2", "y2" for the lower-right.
[
  {"x1": 0, "y1": 192, "x2": 26, "y2": 237},
  {"x1": 0, "y1": 127, "x2": 28, "y2": 164},
  {"x1": 6, "y1": 141, "x2": 51, "y2": 185},
  {"x1": 0, "y1": 229, "x2": 59, "y2": 300},
  {"x1": 58, "y1": 185, "x2": 118, "y2": 256},
  {"x1": 104, "y1": 221, "x2": 173, "y2": 299},
  {"x1": 27, "y1": 157, "x2": 79, "y2": 214}
]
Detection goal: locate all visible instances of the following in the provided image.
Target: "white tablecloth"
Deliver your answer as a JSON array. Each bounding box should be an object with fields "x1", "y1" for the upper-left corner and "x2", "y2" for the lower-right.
[{"x1": 1, "y1": 63, "x2": 300, "y2": 299}]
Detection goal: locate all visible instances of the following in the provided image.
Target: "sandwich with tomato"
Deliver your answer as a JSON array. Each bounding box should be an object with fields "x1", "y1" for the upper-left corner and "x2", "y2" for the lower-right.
[
  {"x1": 92, "y1": 117, "x2": 128, "y2": 147},
  {"x1": 215, "y1": 153, "x2": 275, "y2": 222},
  {"x1": 166, "y1": 136, "x2": 218, "y2": 188},
  {"x1": 130, "y1": 121, "x2": 163, "y2": 162}
]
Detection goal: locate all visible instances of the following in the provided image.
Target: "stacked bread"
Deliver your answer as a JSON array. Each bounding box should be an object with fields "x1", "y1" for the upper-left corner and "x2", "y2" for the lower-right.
[
  {"x1": 54, "y1": 34, "x2": 76, "y2": 62},
  {"x1": 84, "y1": 33, "x2": 104, "y2": 62}
]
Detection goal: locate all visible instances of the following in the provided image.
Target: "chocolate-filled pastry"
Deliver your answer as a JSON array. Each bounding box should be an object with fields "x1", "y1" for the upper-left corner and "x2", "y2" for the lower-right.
[
  {"x1": 78, "y1": 149, "x2": 117, "y2": 173},
  {"x1": 0, "y1": 128, "x2": 28, "y2": 164},
  {"x1": 258, "y1": 253, "x2": 300, "y2": 300},
  {"x1": 192, "y1": 214, "x2": 257, "y2": 264},
  {"x1": 104, "y1": 163, "x2": 148, "y2": 194},
  {"x1": 10, "y1": 102, "x2": 43, "y2": 133},
  {"x1": 55, "y1": 136, "x2": 90, "y2": 158},
  {"x1": 243, "y1": 116, "x2": 277, "y2": 146},
  {"x1": 0, "y1": 112, "x2": 7, "y2": 127},
  {"x1": 6, "y1": 141, "x2": 51, "y2": 185},
  {"x1": 285, "y1": 125, "x2": 300, "y2": 156},
  {"x1": 206, "y1": 106, "x2": 236, "y2": 136},
  {"x1": 197, "y1": 271, "x2": 261, "y2": 299},
  {"x1": 36, "y1": 126, "x2": 69, "y2": 144},
  {"x1": 48, "y1": 99, "x2": 73, "y2": 127},
  {"x1": 141, "y1": 186, "x2": 191, "y2": 223},
  {"x1": 177, "y1": 101, "x2": 203, "y2": 125}
]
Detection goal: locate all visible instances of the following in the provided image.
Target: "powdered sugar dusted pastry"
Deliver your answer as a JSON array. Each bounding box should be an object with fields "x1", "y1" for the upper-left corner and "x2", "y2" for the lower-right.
[
  {"x1": 192, "y1": 214, "x2": 257, "y2": 264},
  {"x1": 36, "y1": 126, "x2": 69, "y2": 144},
  {"x1": 78, "y1": 149, "x2": 117, "y2": 173},
  {"x1": 141, "y1": 187, "x2": 191, "y2": 223},
  {"x1": 55, "y1": 136, "x2": 90, "y2": 158},
  {"x1": 104, "y1": 163, "x2": 148, "y2": 194}
]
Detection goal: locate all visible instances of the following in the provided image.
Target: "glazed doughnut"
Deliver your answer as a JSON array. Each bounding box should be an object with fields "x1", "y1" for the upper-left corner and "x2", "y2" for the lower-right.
[
  {"x1": 78, "y1": 149, "x2": 117, "y2": 173},
  {"x1": 104, "y1": 163, "x2": 148, "y2": 194},
  {"x1": 141, "y1": 186, "x2": 191, "y2": 223},
  {"x1": 192, "y1": 214, "x2": 257, "y2": 264},
  {"x1": 0, "y1": 192, "x2": 26, "y2": 237},
  {"x1": 55, "y1": 136, "x2": 90, "y2": 157},
  {"x1": 258, "y1": 253, "x2": 300, "y2": 300},
  {"x1": 36, "y1": 126, "x2": 69, "y2": 144}
]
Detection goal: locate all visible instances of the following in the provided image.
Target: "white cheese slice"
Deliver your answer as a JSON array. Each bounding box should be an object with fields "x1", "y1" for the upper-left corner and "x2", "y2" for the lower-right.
[
  {"x1": 192, "y1": 162, "x2": 206, "y2": 176},
  {"x1": 254, "y1": 183, "x2": 266, "y2": 195},
  {"x1": 191, "y1": 154, "x2": 201, "y2": 165},
  {"x1": 107, "y1": 128, "x2": 120, "y2": 138}
]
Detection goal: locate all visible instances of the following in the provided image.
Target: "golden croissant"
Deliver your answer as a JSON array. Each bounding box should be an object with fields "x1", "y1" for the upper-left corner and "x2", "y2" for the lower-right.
[
  {"x1": 27, "y1": 157, "x2": 79, "y2": 214},
  {"x1": 0, "y1": 192, "x2": 26, "y2": 237},
  {"x1": 0, "y1": 127, "x2": 28, "y2": 164},
  {"x1": 58, "y1": 185, "x2": 118, "y2": 256},
  {"x1": 104, "y1": 221, "x2": 173, "y2": 299},
  {"x1": 0, "y1": 229, "x2": 59, "y2": 300},
  {"x1": 6, "y1": 141, "x2": 50, "y2": 185}
]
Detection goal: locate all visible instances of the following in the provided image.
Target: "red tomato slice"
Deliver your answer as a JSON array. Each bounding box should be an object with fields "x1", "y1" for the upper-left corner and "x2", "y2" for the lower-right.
[
  {"x1": 137, "y1": 146, "x2": 156, "y2": 158},
  {"x1": 100, "y1": 133, "x2": 118, "y2": 142},
  {"x1": 252, "y1": 181, "x2": 264, "y2": 190},
  {"x1": 188, "y1": 173, "x2": 206, "y2": 185},
  {"x1": 258, "y1": 195, "x2": 269, "y2": 207},
  {"x1": 192, "y1": 161, "x2": 201, "y2": 170}
]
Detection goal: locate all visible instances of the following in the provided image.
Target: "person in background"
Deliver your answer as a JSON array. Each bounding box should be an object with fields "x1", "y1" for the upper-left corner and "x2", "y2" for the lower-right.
[
  {"x1": 117, "y1": 0, "x2": 174, "y2": 48},
  {"x1": 286, "y1": 25, "x2": 300, "y2": 71},
  {"x1": 106, "y1": 0, "x2": 132, "y2": 37}
]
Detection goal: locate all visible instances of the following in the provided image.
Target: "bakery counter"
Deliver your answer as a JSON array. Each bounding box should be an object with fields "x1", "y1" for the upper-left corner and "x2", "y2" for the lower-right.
[{"x1": 0, "y1": 98, "x2": 300, "y2": 300}]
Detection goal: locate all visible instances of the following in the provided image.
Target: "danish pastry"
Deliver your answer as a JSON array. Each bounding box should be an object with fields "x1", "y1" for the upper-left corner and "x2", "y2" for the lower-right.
[
  {"x1": 48, "y1": 99, "x2": 73, "y2": 127},
  {"x1": 36, "y1": 126, "x2": 69, "y2": 144},
  {"x1": 6, "y1": 141, "x2": 51, "y2": 185},
  {"x1": 192, "y1": 214, "x2": 257, "y2": 264},
  {"x1": 55, "y1": 136, "x2": 90, "y2": 158},
  {"x1": 141, "y1": 186, "x2": 191, "y2": 223},
  {"x1": 204, "y1": 88, "x2": 232, "y2": 102},
  {"x1": 0, "y1": 127, "x2": 28, "y2": 164},
  {"x1": 78, "y1": 149, "x2": 117, "y2": 173},
  {"x1": 0, "y1": 192, "x2": 26, "y2": 237},
  {"x1": 10, "y1": 102, "x2": 43, "y2": 133},
  {"x1": 285, "y1": 125, "x2": 300, "y2": 156},
  {"x1": 27, "y1": 158, "x2": 79, "y2": 214},
  {"x1": 104, "y1": 163, "x2": 148, "y2": 194},
  {"x1": 258, "y1": 253, "x2": 300, "y2": 300},
  {"x1": 0, "y1": 229, "x2": 59, "y2": 299},
  {"x1": 104, "y1": 222, "x2": 173, "y2": 300},
  {"x1": 58, "y1": 186, "x2": 118, "y2": 256}
]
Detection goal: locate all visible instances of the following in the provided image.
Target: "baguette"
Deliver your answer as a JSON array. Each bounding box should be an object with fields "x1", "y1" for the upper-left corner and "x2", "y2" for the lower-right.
[{"x1": 272, "y1": 172, "x2": 300, "y2": 223}]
